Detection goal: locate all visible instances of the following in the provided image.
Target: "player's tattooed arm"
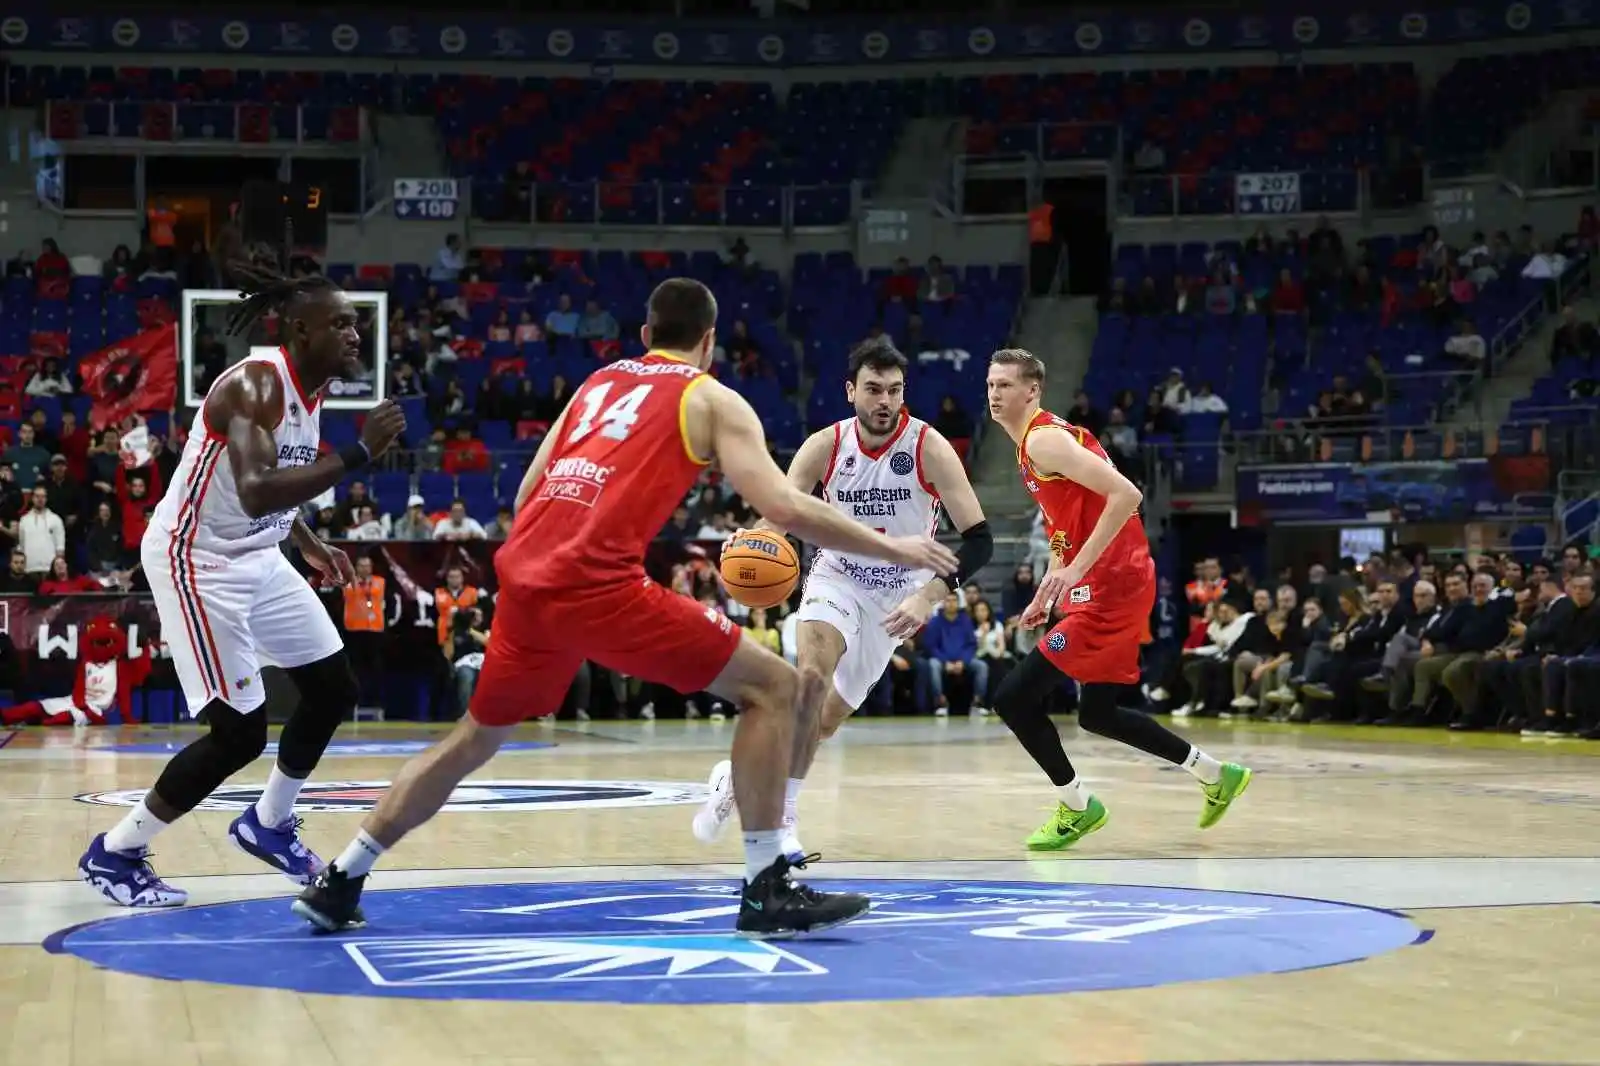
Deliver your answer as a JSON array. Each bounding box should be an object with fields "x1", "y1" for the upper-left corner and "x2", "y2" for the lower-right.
[
  {"x1": 1025, "y1": 425, "x2": 1142, "y2": 583},
  {"x1": 747, "y1": 426, "x2": 833, "y2": 537},
  {"x1": 211, "y1": 363, "x2": 359, "y2": 519},
  {"x1": 512, "y1": 397, "x2": 576, "y2": 513}
]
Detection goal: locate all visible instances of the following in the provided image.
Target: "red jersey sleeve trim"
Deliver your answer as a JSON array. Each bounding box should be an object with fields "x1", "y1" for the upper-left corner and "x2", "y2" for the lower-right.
[
  {"x1": 913, "y1": 424, "x2": 940, "y2": 499},
  {"x1": 820, "y1": 422, "x2": 841, "y2": 493}
]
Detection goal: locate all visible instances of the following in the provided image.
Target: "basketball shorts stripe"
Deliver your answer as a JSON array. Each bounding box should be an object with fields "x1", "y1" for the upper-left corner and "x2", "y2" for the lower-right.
[{"x1": 166, "y1": 439, "x2": 230, "y2": 702}]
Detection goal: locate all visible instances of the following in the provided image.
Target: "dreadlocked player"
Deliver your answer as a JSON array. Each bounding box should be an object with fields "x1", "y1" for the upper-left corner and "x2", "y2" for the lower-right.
[{"x1": 78, "y1": 263, "x2": 407, "y2": 908}]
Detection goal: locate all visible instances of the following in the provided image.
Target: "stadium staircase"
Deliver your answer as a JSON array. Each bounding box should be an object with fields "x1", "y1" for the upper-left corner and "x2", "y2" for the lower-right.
[{"x1": 875, "y1": 117, "x2": 963, "y2": 200}]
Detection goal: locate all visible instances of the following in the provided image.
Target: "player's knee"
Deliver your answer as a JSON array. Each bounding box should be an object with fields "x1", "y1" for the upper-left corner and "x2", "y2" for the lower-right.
[
  {"x1": 288, "y1": 652, "x2": 360, "y2": 717},
  {"x1": 818, "y1": 701, "x2": 850, "y2": 740},
  {"x1": 203, "y1": 700, "x2": 268, "y2": 773},
  {"x1": 737, "y1": 659, "x2": 799, "y2": 717},
  {"x1": 797, "y1": 664, "x2": 828, "y2": 714},
  {"x1": 1074, "y1": 683, "x2": 1117, "y2": 734}
]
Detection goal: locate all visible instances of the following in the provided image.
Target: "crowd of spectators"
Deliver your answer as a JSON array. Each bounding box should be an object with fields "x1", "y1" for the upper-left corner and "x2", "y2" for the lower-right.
[{"x1": 1148, "y1": 546, "x2": 1600, "y2": 737}]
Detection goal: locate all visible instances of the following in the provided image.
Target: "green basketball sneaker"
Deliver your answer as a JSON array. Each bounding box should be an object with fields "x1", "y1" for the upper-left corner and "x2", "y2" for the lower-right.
[
  {"x1": 1024, "y1": 796, "x2": 1109, "y2": 851},
  {"x1": 1198, "y1": 762, "x2": 1252, "y2": 829}
]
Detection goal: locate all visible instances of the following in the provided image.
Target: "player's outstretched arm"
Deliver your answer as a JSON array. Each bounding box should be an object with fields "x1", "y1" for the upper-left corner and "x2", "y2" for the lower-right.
[
  {"x1": 748, "y1": 426, "x2": 833, "y2": 537},
  {"x1": 214, "y1": 364, "x2": 401, "y2": 519},
  {"x1": 1026, "y1": 425, "x2": 1142, "y2": 581},
  {"x1": 884, "y1": 430, "x2": 992, "y2": 638},
  {"x1": 695, "y1": 382, "x2": 957, "y2": 576},
  {"x1": 512, "y1": 400, "x2": 576, "y2": 513}
]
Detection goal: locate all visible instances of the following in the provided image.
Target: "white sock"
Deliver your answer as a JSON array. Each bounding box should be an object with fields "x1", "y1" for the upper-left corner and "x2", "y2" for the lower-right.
[
  {"x1": 333, "y1": 830, "x2": 385, "y2": 879},
  {"x1": 253, "y1": 766, "x2": 306, "y2": 828},
  {"x1": 1056, "y1": 778, "x2": 1092, "y2": 811},
  {"x1": 742, "y1": 831, "x2": 783, "y2": 882},
  {"x1": 783, "y1": 778, "x2": 804, "y2": 825},
  {"x1": 103, "y1": 800, "x2": 168, "y2": 854},
  {"x1": 1182, "y1": 746, "x2": 1222, "y2": 785}
]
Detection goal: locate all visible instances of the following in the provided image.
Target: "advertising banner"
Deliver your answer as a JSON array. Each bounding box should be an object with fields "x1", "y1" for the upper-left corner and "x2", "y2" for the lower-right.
[
  {"x1": 1234, "y1": 459, "x2": 1533, "y2": 525},
  {"x1": 0, "y1": 3, "x2": 1576, "y2": 66}
]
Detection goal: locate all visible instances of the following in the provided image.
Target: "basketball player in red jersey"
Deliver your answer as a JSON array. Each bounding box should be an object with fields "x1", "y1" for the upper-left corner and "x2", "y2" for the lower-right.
[
  {"x1": 296, "y1": 279, "x2": 958, "y2": 939},
  {"x1": 985, "y1": 349, "x2": 1252, "y2": 851}
]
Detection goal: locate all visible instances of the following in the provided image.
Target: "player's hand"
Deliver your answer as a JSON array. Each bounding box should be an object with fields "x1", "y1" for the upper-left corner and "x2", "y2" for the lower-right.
[
  {"x1": 360, "y1": 398, "x2": 407, "y2": 459},
  {"x1": 1024, "y1": 564, "x2": 1080, "y2": 627},
  {"x1": 882, "y1": 535, "x2": 958, "y2": 575},
  {"x1": 305, "y1": 541, "x2": 356, "y2": 587},
  {"x1": 884, "y1": 589, "x2": 937, "y2": 640}
]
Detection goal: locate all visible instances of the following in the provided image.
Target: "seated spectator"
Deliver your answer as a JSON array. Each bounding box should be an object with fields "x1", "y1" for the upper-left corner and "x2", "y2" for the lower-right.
[
  {"x1": 1410, "y1": 571, "x2": 1508, "y2": 724},
  {"x1": 933, "y1": 395, "x2": 973, "y2": 448},
  {"x1": 84, "y1": 501, "x2": 124, "y2": 573},
  {"x1": 545, "y1": 293, "x2": 579, "y2": 338},
  {"x1": 429, "y1": 234, "x2": 465, "y2": 282},
  {"x1": 1176, "y1": 595, "x2": 1253, "y2": 717},
  {"x1": 393, "y1": 494, "x2": 434, "y2": 540},
  {"x1": 485, "y1": 507, "x2": 514, "y2": 539},
  {"x1": 922, "y1": 593, "x2": 987, "y2": 715},
  {"x1": 25, "y1": 358, "x2": 74, "y2": 398},
  {"x1": 576, "y1": 299, "x2": 618, "y2": 342},
  {"x1": 38, "y1": 555, "x2": 102, "y2": 595},
  {"x1": 34, "y1": 238, "x2": 71, "y2": 298},
  {"x1": 1531, "y1": 571, "x2": 1599, "y2": 737},
  {"x1": 513, "y1": 310, "x2": 542, "y2": 349},
  {"x1": 432, "y1": 499, "x2": 486, "y2": 541},
  {"x1": 1444, "y1": 318, "x2": 1486, "y2": 365},
  {"x1": 878, "y1": 256, "x2": 918, "y2": 312},
  {"x1": 429, "y1": 379, "x2": 469, "y2": 423},
  {"x1": 441, "y1": 425, "x2": 490, "y2": 474},
  {"x1": 486, "y1": 309, "x2": 513, "y2": 343},
  {"x1": 0, "y1": 547, "x2": 34, "y2": 592},
  {"x1": 919, "y1": 256, "x2": 957, "y2": 305},
  {"x1": 1270, "y1": 268, "x2": 1304, "y2": 314},
  {"x1": 1187, "y1": 382, "x2": 1228, "y2": 414},
  {"x1": 344, "y1": 504, "x2": 386, "y2": 540}
]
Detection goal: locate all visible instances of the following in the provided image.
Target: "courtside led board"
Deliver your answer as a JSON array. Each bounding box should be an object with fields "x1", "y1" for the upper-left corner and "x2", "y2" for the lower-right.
[{"x1": 180, "y1": 288, "x2": 388, "y2": 412}]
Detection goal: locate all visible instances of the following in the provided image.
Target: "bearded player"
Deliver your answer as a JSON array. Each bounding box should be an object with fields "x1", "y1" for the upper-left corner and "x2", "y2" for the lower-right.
[
  {"x1": 691, "y1": 337, "x2": 990, "y2": 859},
  {"x1": 78, "y1": 263, "x2": 407, "y2": 906},
  {"x1": 985, "y1": 348, "x2": 1251, "y2": 850},
  {"x1": 294, "y1": 279, "x2": 957, "y2": 939}
]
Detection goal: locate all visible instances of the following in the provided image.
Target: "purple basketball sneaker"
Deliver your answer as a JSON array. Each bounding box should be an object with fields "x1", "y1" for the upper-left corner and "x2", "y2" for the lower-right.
[
  {"x1": 228, "y1": 807, "x2": 326, "y2": 885},
  {"x1": 78, "y1": 833, "x2": 188, "y2": 908}
]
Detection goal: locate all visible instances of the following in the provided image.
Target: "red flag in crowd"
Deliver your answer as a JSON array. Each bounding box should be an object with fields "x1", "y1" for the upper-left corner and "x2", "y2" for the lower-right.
[{"x1": 78, "y1": 324, "x2": 179, "y2": 430}]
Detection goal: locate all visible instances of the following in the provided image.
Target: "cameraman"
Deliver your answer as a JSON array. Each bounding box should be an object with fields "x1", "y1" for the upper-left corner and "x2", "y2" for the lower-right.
[{"x1": 448, "y1": 605, "x2": 491, "y2": 717}]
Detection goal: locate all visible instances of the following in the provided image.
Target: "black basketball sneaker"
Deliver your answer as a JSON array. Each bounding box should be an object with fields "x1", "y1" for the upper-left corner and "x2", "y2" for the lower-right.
[
  {"x1": 736, "y1": 853, "x2": 871, "y2": 939},
  {"x1": 291, "y1": 865, "x2": 369, "y2": 933}
]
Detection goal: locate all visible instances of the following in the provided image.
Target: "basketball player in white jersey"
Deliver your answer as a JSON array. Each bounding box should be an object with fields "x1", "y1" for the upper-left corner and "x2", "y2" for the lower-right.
[
  {"x1": 78, "y1": 263, "x2": 406, "y2": 908},
  {"x1": 693, "y1": 337, "x2": 992, "y2": 859}
]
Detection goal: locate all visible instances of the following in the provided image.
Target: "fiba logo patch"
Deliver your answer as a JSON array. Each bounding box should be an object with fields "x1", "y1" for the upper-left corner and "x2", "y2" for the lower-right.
[
  {"x1": 889, "y1": 451, "x2": 914, "y2": 476},
  {"x1": 1047, "y1": 632, "x2": 1067, "y2": 653}
]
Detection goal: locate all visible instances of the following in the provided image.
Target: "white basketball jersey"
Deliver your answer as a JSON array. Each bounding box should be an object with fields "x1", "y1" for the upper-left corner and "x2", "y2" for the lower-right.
[
  {"x1": 810, "y1": 411, "x2": 943, "y2": 603},
  {"x1": 147, "y1": 346, "x2": 322, "y2": 559}
]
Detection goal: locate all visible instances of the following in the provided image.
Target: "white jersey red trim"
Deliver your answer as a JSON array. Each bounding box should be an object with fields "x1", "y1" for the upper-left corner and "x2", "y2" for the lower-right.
[{"x1": 809, "y1": 409, "x2": 942, "y2": 604}]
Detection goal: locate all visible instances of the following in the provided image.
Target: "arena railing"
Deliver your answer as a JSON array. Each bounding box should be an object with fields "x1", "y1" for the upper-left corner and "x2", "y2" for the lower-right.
[
  {"x1": 467, "y1": 179, "x2": 864, "y2": 230},
  {"x1": 41, "y1": 101, "x2": 371, "y2": 147},
  {"x1": 1222, "y1": 412, "x2": 1599, "y2": 468}
]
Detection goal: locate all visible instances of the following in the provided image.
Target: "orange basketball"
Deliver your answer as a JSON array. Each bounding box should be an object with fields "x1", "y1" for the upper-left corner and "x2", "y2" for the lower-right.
[{"x1": 718, "y1": 530, "x2": 800, "y2": 609}]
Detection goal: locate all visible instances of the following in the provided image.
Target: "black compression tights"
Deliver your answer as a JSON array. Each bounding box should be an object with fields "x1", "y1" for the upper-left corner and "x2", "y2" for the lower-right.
[{"x1": 991, "y1": 649, "x2": 1193, "y2": 785}]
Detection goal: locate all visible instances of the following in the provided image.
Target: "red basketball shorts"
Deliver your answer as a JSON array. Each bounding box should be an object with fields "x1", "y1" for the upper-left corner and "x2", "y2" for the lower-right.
[
  {"x1": 1039, "y1": 563, "x2": 1156, "y2": 685},
  {"x1": 469, "y1": 576, "x2": 743, "y2": 727}
]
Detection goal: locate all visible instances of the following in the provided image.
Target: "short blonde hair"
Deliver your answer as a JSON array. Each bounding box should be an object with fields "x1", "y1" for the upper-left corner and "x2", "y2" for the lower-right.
[{"x1": 990, "y1": 347, "x2": 1046, "y2": 384}]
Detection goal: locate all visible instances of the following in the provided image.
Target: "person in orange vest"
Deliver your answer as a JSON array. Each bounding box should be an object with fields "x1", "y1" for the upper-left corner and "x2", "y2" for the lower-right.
[
  {"x1": 1028, "y1": 201, "x2": 1059, "y2": 297},
  {"x1": 1185, "y1": 556, "x2": 1229, "y2": 614},
  {"x1": 146, "y1": 198, "x2": 178, "y2": 249},
  {"x1": 342, "y1": 554, "x2": 387, "y2": 715}
]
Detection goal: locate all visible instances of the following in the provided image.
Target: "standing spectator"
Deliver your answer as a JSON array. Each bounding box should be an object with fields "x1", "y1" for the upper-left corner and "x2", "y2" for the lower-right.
[
  {"x1": 3, "y1": 424, "x2": 50, "y2": 489},
  {"x1": 41, "y1": 455, "x2": 83, "y2": 534},
  {"x1": 922, "y1": 593, "x2": 988, "y2": 714},
  {"x1": 341, "y1": 554, "x2": 388, "y2": 715},
  {"x1": 17, "y1": 486, "x2": 65, "y2": 576},
  {"x1": 56, "y1": 410, "x2": 89, "y2": 482},
  {"x1": 116, "y1": 465, "x2": 162, "y2": 555},
  {"x1": 25, "y1": 358, "x2": 73, "y2": 398},
  {"x1": 84, "y1": 501, "x2": 123, "y2": 574},
  {"x1": 429, "y1": 234, "x2": 464, "y2": 282}
]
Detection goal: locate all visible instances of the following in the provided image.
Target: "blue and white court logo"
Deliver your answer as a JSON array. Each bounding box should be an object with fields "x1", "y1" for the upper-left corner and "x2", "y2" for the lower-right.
[
  {"x1": 73, "y1": 779, "x2": 706, "y2": 813},
  {"x1": 48, "y1": 878, "x2": 1422, "y2": 1003},
  {"x1": 92, "y1": 738, "x2": 553, "y2": 758}
]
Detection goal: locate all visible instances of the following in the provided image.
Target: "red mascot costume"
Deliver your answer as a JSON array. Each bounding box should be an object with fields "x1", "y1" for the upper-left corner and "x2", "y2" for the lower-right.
[{"x1": 1, "y1": 616, "x2": 154, "y2": 726}]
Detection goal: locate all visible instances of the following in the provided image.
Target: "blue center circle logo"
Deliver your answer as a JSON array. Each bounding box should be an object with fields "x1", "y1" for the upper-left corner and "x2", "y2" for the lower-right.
[{"x1": 49, "y1": 878, "x2": 1421, "y2": 1003}]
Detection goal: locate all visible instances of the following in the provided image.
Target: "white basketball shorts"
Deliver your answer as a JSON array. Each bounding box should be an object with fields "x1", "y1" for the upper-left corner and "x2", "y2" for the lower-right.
[
  {"x1": 794, "y1": 570, "x2": 902, "y2": 708},
  {"x1": 142, "y1": 535, "x2": 343, "y2": 715}
]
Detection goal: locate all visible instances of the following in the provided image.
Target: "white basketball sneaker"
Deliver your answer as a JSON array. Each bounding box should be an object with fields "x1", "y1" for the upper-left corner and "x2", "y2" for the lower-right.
[{"x1": 692, "y1": 759, "x2": 736, "y2": 843}]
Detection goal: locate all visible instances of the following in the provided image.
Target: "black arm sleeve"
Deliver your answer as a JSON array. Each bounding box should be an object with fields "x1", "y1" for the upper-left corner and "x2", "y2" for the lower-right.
[{"x1": 941, "y1": 520, "x2": 993, "y2": 591}]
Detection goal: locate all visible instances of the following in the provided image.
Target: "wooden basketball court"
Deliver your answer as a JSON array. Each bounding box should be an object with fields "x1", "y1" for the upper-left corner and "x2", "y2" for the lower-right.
[{"x1": 2, "y1": 716, "x2": 1596, "y2": 1066}]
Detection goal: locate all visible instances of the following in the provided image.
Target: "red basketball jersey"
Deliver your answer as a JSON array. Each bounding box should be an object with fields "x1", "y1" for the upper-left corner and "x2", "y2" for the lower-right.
[
  {"x1": 502, "y1": 351, "x2": 711, "y2": 589},
  {"x1": 1017, "y1": 408, "x2": 1151, "y2": 579}
]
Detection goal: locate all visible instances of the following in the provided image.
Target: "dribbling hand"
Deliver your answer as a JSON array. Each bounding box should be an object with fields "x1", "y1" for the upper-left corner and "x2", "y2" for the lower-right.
[{"x1": 360, "y1": 399, "x2": 407, "y2": 460}]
